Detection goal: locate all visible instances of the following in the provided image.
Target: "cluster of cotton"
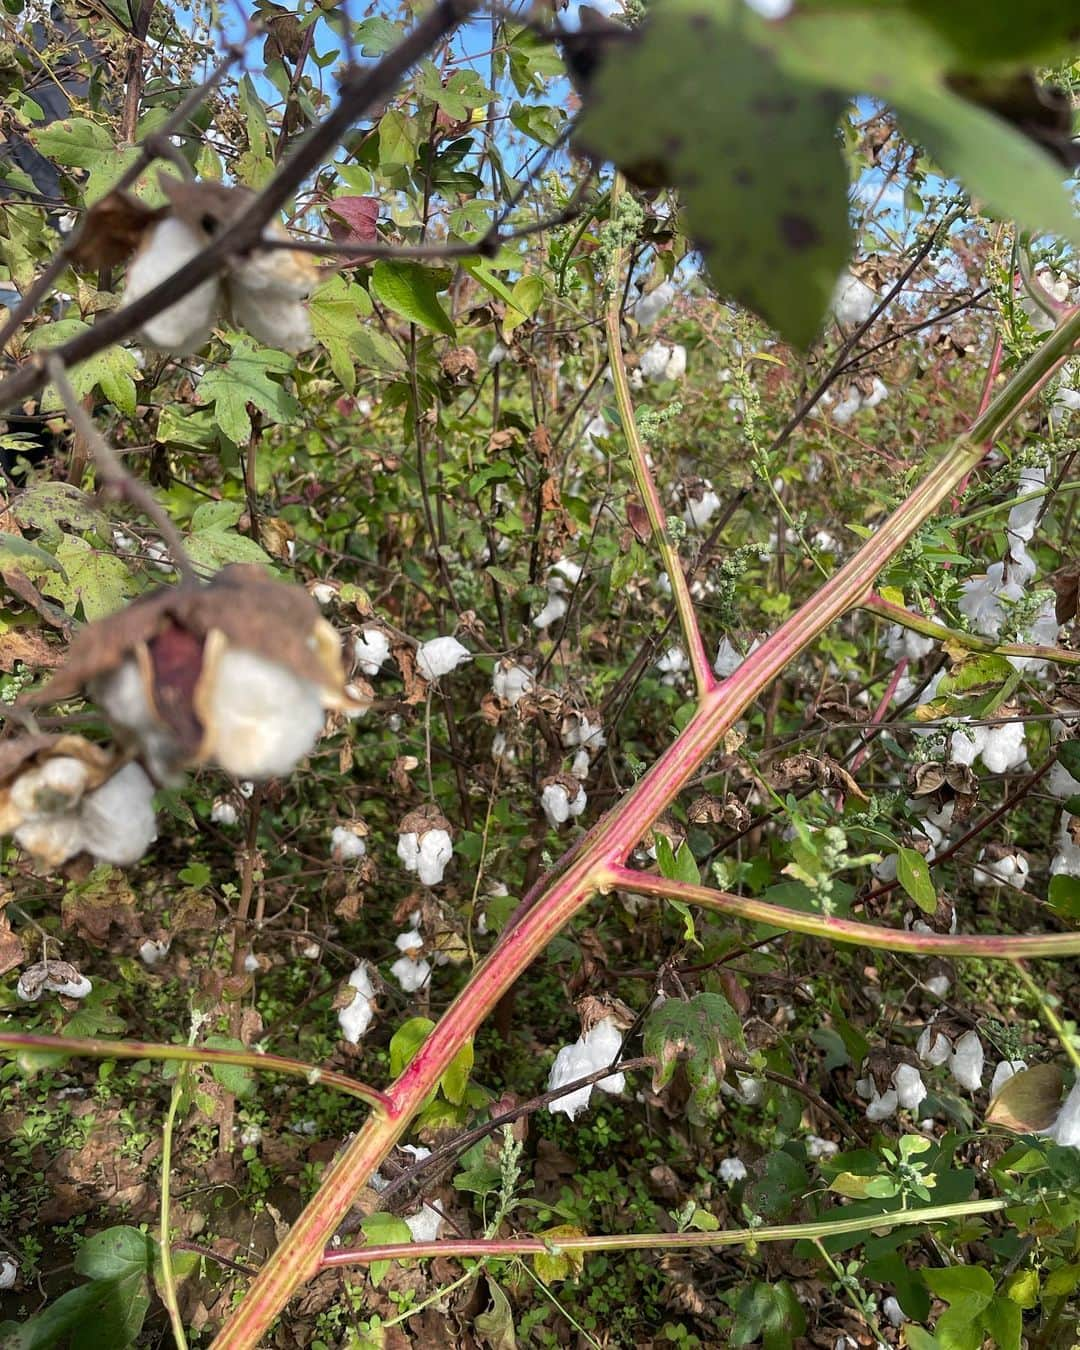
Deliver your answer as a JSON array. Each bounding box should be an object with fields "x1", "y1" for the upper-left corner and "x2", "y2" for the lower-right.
[
  {"x1": 337, "y1": 963, "x2": 376, "y2": 1043},
  {"x1": 714, "y1": 635, "x2": 762, "y2": 679},
  {"x1": 541, "y1": 775, "x2": 587, "y2": 829},
  {"x1": 416, "y1": 635, "x2": 471, "y2": 682},
  {"x1": 16, "y1": 959, "x2": 92, "y2": 1002},
  {"x1": 657, "y1": 647, "x2": 688, "y2": 686},
  {"x1": 639, "y1": 341, "x2": 687, "y2": 383},
  {"x1": 831, "y1": 272, "x2": 877, "y2": 328},
  {"x1": 533, "y1": 559, "x2": 583, "y2": 630},
  {"x1": 330, "y1": 822, "x2": 367, "y2": 863},
  {"x1": 632, "y1": 279, "x2": 675, "y2": 328},
  {"x1": 855, "y1": 1062, "x2": 927, "y2": 1120},
  {"x1": 917, "y1": 1021, "x2": 985, "y2": 1092},
  {"x1": 492, "y1": 660, "x2": 533, "y2": 707},
  {"x1": 950, "y1": 720, "x2": 1028, "y2": 776},
  {"x1": 354, "y1": 627, "x2": 392, "y2": 677},
  {"x1": 391, "y1": 929, "x2": 431, "y2": 993},
  {"x1": 831, "y1": 376, "x2": 888, "y2": 425},
  {"x1": 547, "y1": 1015, "x2": 626, "y2": 1120},
  {"x1": 561, "y1": 710, "x2": 606, "y2": 780},
  {"x1": 680, "y1": 477, "x2": 722, "y2": 530},
  {"x1": 0, "y1": 738, "x2": 157, "y2": 872},
  {"x1": 972, "y1": 845, "x2": 1029, "y2": 889},
  {"x1": 397, "y1": 807, "x2": 453, "y2": 887}
]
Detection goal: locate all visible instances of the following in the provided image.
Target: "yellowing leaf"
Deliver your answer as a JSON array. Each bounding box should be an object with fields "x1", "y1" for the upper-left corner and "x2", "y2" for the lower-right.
[{"x1": 986, "y1": 1063, "x2": 1063, "y2": 1134}]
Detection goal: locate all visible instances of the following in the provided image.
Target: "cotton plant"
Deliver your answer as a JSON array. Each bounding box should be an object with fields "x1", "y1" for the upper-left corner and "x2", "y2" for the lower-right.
[
  {"x1": 397, "y1": 806, "x2": 453, "y2": 886},
  {"x1": 416, "y1": 635, "x2": 471, "y2": 682},
  {"x1": 547, "y1": 1011, "x2": 627, "y2": 1120}
]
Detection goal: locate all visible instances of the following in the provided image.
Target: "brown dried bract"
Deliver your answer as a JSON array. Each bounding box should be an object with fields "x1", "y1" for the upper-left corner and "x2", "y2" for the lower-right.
[
  {"x1": 0, "y1": 734, "x2": 115, "y2": 834},
  {"x1": 1051, "y1": 561, "x2": 1080, "y2": 625},
  {"x1": 399, "y1": 803, "x2": 452, "y2": 837},
  {"x1": 68, "y1": 190, "x2": 164, "y2": 269},
  {"x1": 769, "y1": 752, "x2": 868, "y2": 802}
]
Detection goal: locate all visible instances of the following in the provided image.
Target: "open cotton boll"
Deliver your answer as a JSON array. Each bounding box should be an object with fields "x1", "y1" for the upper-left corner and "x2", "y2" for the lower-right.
[
  {"x1": 882, "y1": 1297, "x2": 906, "y2": 1328},
  {"x1": 405, "y1": 1204, "x2": 443, "y2": 1242},
  {"x1": 390, "y1": 952, "x2": 431, "y2": 991},
  {"x1": 884, "y1": 624, "x2": 935, "y2": 663},
  {"x1": 200, "y1": 648, "x2": 327, "y2": 779},
  {"x1": 632, "y1": 279, "x2": 675, "y2": 328},
  {"x1": 979, "y1": 723, "x2": 1027, "y2": 775},
  {"x1": 416, "y1": 636, "x2": 471, "y2": 681},
  {"x1": 354, "y1": 628, "x2": 391, "y2": 677},
  {"x1": 550, "y1": 558, "x2": 583, "y2": 587},
  {"x1": 417, "y1": 829, "x2": 453, "y2": 886},
  {"x1": 541, "y1": 780, "x2": 586, "y2": 829},
  {"x1": 227, "y1": 286, "x2": 311, "y2": 354},
  {"x1": 492, "y1": 661, "x2": 533, "y2": 706},
  {"x1": 719, "y1": 1157, "x2": 748, "y2": 1183},
  {"x1": 1052, "y1": 814, "x2": 1080, "y2": 879},
  {"x1": 657, "y1": 647, "x2": 688, "y2": 685},
  {"x1": 547, "y1": 1040, "x2": 595, "y2": 1119},
  {"x1": 1042, "y1": 1078, "x2": 1080, "y2": 1147},
  {"x1": 712, "y1": 636, "x2": 760, "y2": 679},
  {"x1": 212, "y1": 798, "x2": 239, "y2": 826},
  {"x1": 640, "y1": 341, "x2": 672, "y2": 381},
  {"x1": 864, "y1": 1085, "x2": 899, "y2": 1121},
  {"x1": 0, "y1": 1255, "x2": 16, "y2": 1289},
  {"x1": 917, "y1": 1024, "x2": 952, "y2": 1067},
  {"x1": 892, "y1": 1063, "x2": 928, "y2": 1112},
  {"x1": 14, "y1": 815, "x2": 85, "y2": 868},
  {"x1": 989, "y1": 1059, "x2": 1027, "y2": 1099},
  {"x1": 77, "y1": 764, "x2": 157, "y2": 866},
  {"x1": 1052, "y1": 386, "x2": 1080, "y2": 427},
  {"x1": 17, "y1": 962, "x2": 92, "y2": 1001},
  {"x1": 1048, "y1": 760, "x2": 1080, "y2": 799},
  {"x1": 240, "y1": 1123, "x2": 263, "y2": 1147},
  {"x1": 924, "y1": 973, "x2": 951, "y2": 999},
  {"x1": 139, "y1": 937, "x2": 170, "y2": 967},
  {"x1": 123, "y1": 216, "x2": 220, "y2": 354},
  {"x1": 10, "y1": 756, "x2": 90, "y2": 818},
  {"x1": 973, "y1": 848, "x2": 1028, "y2": 889},
  {"x1": 831, "y1": 389, "x2": 863, "y2": 425},
  {"x1": 331, "y1": 825, "x2": 367, "y2": 863},
  {"x1": 831, "y1": 273, "x2": 876, "y2": 327},
  {"x1": 338, "y1": 963, "x2": 376, "y2": 1043},
  {"x1": 1006, "y1": 465, "x2": 1046, "y2": 544},
  {"x1": 532, "y1": 593, "x2": 568, "y2": 629},
  {"x1": 583, "y1": 1017, "x2": 626, "y2": 1096},
  {"x1": 684, "y1": 484, "x2": 722, "y2": 529},
  {"x1": 93, "y1": 657, "x2": 186, "y2": 784},
  {"x1": 805, "y1": 1134, "x2": 839, "y2": 1160},
  {"x1": 949, "y1": 1030, "x2": 984, "y2": 1091},
  {"x1": 861, "y1": 376, "x2": 888, "y2": 410}
]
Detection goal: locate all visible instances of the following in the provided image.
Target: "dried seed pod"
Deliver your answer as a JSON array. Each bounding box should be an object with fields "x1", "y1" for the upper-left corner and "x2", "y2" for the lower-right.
[
  {"x1": 26, "y1": 566, "x2": 355, "y2": 783},
  {"x1": 16, "y1": 959, "x2": 92, "y2": 1002}
]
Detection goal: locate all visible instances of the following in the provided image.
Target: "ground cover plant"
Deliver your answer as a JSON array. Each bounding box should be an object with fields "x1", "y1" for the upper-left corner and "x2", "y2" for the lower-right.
[{"x1": 0, "y1": 0, "x2": 1079, "y2": 1346}]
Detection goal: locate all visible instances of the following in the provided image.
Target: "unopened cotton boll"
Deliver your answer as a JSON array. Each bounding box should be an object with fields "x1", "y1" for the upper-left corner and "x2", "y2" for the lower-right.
[
  {"x1": 831, "y1": 273, "x2": 877, "y2": 327},
  {"x1": 123, "y1": 216, "x2": 220, "y2": 354},
  {"x1": 990, "y1": 1059, "x2": 1027, "y2": 1098},
  {"x1": 719, "y1": 1157, "x2": 748, "y2": 1183},
  {"x1": 354, "y1": 628, "x2": 391, "y2": 677},
  {"x1": 416, "y1": 636, "x2": 471, "y2": 681},
  {"x1": 331, "y1": 825, "x2": 367, "y2": 863},
  {"x1": 492, "y1": 661, "x2": 533, "y2": 706},
  {"x1": 892, "y1": 1063, "x2": 928, "y2": 1112},
  {"x1": 338, "y1": 964, "x2": 376, "y2": 1043},
  {"x1": 77, "y1": 764, "x2": 157, "y2": 866},
  {"x1": 201, "y1": 648, "x2": 326, "y2": 779},
  {"x1": 949, "y1": 1030, "x2": 984, "y2": 1091}
]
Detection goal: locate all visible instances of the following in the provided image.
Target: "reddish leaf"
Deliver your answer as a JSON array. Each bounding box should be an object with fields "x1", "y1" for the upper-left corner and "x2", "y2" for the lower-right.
[{"x1": 325, "y1": 197, "x2": 379, "y2": 247}]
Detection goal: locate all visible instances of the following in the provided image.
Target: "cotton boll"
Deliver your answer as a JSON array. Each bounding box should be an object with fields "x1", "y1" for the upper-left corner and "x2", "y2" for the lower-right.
[
  {"x1": 17, "y1": 963, "x2": 92, "y2": 1001},
  {"x1": 14, "y1": 815, "x2": 85, "y2": 868},
  {"x1": 331, "y1": 825, "x2": 367, "y2": 863},
  {"x1": 561, "y1": 712, "x2": 605, "y2": 752},
  {"x1": 400, "y1": 1143, "x2": 431, "y2": 1163},
  {"x1": 227, "y1": 285, "x2": 311, "y2": 354},
  {"x1": 354, "y1": 628, "x2": 391, "y2": 677},
  {"x1": 139, "y1": 937, "x2": 170, "y2": 967},
  {"x1": 338, "y1": 964, "x2": 376, "y2": 1043},
  {"x1": 1006, "y1": 464, "x2": 1046, "y2": 544},
  {"x1": 664, "y1": 344, "x2": 687, "y2": 381},
  {"x1": 93, "y1": 657, "x2": 184, "y2": 783},
  {"x1": 541, "y1": 781, "x2": 586, "y2": 829},
  {"x1": 805, "y1": 1134, "x2": 839, "y2": 1160},
  {"x1": 950, "y1": 724, "x2": 988, "y2": 767},
  {"x1": 200, "y1": 648, "x2": 326, "y2": 779},
  {"x1": 656, "y1": 647, "x2": 688, "y2": 685},
  {"x1": 883, "y1": 624, "x2": 935, "y2": 663},
  {"x1": 973, "y1": 848, "x2": 1028, "y2": 889},
  {"x1": 924, "y1": 974, "x2": 951, "y2": 999},
  {"x1": 865, "y1": 1086, "x2": 899, "y2": 1121},
  {"x1": 243, "y1": 952, "x2": 260, "y2": 973},
  {"x1": 416, "y1": 636, "x2": 471, "y2": 681},
  {"x1": 640, "y1": 341, "x2": 672, "y2": 381},
  {"x1": 861, "y1": 377, "x2": 888, "y2": 410},
  {"x1": 1048, "y1": 761, "x2": 1080, "y2": 799},
  {"x1": 684, "y1": 485, "x2": 722, "y2": 529},
  {"x1": 211, "y1": 798, "x2": 239, "y2": 826},
  {"x1": 1042, "y1": 1078, "x2": 1080, "y2": 1147},
  {"x1": 1051, "y1": 386, "x2": 1080, "y2": 427},
  {"x1": 405, "y1": 1204, "x2": 443, "y2": 1242},
  {"x1": 719, "y1": 1157, "x2": 748, "y2": 1183},
  {"x1": 917, "y1": 1024, "x2": 953, "y2": 1067},
  {"x1": 533, "y1": 593, "x2": 568, "y2": 629},
  {"x1": 882, "y1": 1297, "x2": 905, "y2": 1328},
  {"x1": 632, "y1": 279, "x2": 675, "y2": 328},
  {"x1": 10, "y1": 756, "x2": 90, "y2": 818},
  {"x1": 123, "y1": 216, "x2": 220, "y2": 354},
  {"x1": 979, "y1": 723, "x2": 1027, "y2": 775},
  {"x1": 240, "y1": 1123, "x2": 263, "y2": 1147},
  {"x1": 949, "y1": 1030, "x2": 984, "y2": 1091},
  {"x1": 491, "y1": 731, "x2": 516, "y2": 765},
  {"x1": 1052, "y1": 814, "x2": 1080, "y2": 879},
  {"x1": 492, "y1": 661, "x2": 533, "y2": 706},
  {"x1": 831, "y1": 273, "x2": 876, "y2": 327},
  {"x1": 550, "y1": 558, "x2": 583, "y2": 587},
  {"x1": 77, "y1": 764, "x2": 157, "y2": 866},
  {"x1": 547, "y1": 1040, "x2": 595, "y2": 1119},
  {"x1": 989, "y1": 1059, "x2": 1027, "y2": 1099},
  {"x1": 583, "y1": 1017, "x2": 625, "y2": 1096},
  {"x1": 0, "y1": 1255, "x2": 16, "y2": 1289},
  {"x1": 892, "y1": 1063, "x2": 928, "y2": 1112},
  {"x1": 831, "y1": 389, "x2": 862, "y2": 425},
  {"x1": 736, "y1": 1074, "x2": 765, "y2": 1106},
  {"x1": 417, "y1": 829, "x2": 453, "y2": 885}
]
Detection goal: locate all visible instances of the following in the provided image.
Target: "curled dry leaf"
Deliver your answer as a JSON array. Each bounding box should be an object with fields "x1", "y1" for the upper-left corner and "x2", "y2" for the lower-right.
[
  {"x1": 986, "y1": 1063, "x2": 1064, "y2": 1133},
  {"x1": 769, "y1": 752, "x2": 868, "y2": 802},
  {"x1": 576, "y1": 994, "x2": 635, "y2": 1033},
  {"x1": 68, "y1": 189, "x2": 164, "y2": 269}
]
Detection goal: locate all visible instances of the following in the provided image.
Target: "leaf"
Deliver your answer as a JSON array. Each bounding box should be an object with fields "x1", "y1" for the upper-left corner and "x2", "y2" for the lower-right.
[
  {"x1": 202, "y1": 1036, "x2": 256, "y2": 1099},
  {"x1": 775, "y1": 8, "x2": 1080, "y2": 248},
  {"x1": 43, "y1": 535, "x2": 137, "y2": 620},
  {"x1": 903, "y1": 0, "x2": 1080, "y2": 66},
  {"x1": 896, "y1": 847, "x2": 937, "y2": 915},
  {"x1": 1048, "y1": 873, "x2": 1080, "y2": 920},
  {"x1": 370, "y1": 260, "x2": 456, "y2": 338},
  {"x1": 985, "y1": 1063, "x2": 1063, "y2": 1133},
  {"x1": 441, "y1": 1036, "x2": 474, "y2": 1105},
  {"x1": 732, "y1": 1280, "x2": 806, "y2": 1349},
  {"x1": 196, "y1": 342, "x2": 302, "y2": 444},
  {"x1": 922, "y1": 1265, "x2": 995, "y2": 1318},
  {"x1": 308, "y1": 276, "x2": 375, "y2": 392},
  {"x1": 0, "y1": 533, "x2": 65, "y2": 574},
  {"x1": 74, "y1": 1227, "x2": 153, "y2": 1283},
  {"x1": 745, "y1": 1150, "x2": 809, "y2": 1220},
  {"x1": 1056, "y1": 741, "x2": 1080, "y2": 780},
  {"x1": 325, "y1": 195, "x2": 379, "y2": 246},
  {"x1": 183, "y1": 528, "x2": 273, "y2": 573},
  {"x1": 27, "y1": 117, "x2": 113, "y2": 169},
  {"x1": 532, "y1": 1224, "x2": 587, "y2": 1283},
  {"x1": 643, "y1": 992, "x2": 745, "y2": 1124},
  {"x1": 389, "y1": 1016, "x2": 436, "y2": 1077},
  {"x1": 475, "y1": 1278, "x2": 517, "y2": 1350},
  {"x1": 575, "y1": 0, "x2": 851, "y2": 348},
  {"x1": 26, "y1": 320, "x2": 139, "y2": 415}
]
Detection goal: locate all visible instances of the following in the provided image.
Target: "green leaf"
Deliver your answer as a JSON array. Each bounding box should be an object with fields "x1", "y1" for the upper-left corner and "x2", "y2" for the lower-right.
[
  {"x1": 389, "y1": 1016, "x2": 437, "y2": 1077},
  {"x1": 643, "y1": 992, "x2": 744, "y2": 1124},
  {"x1": 74, "y1": 1227, "x2": 153, "y2": 1283},
  {"x1": 360, "y1": 1212, "x2": 412, "y2": 1285},
  {"x1": 922, "y1": 1265, "x2": 995, "y2": 1318},
  {"x1": 202, "y1": 1036, "x2": 256, "y2": 1099},
  {"x1": 532, "y1": 1225, "x2": 587, "y2": 1284},
  {"x1": 43, "y1": 534, "x2": 137, "y2": 620},
  {"x1": 1056, "y1": 741, "x2": 1080, "y2": 780},
  {"x1": 0, "y1": 532, "x2": 65, "y2": 574},
  {"x1": 370, "y1": 260, "x2": 456, "y2": 338},
  {"x1": 27, "y1": 117, "x2": 112, "y2": 168},
  {"x1": 26, "y1": 320, "x2": 138, "y2": 415},
  {"x1": 1048, "y1": 873, "x2": 1080, "y2": 920},
  {"x1": 196, "y1": 342, "x2": 302, "y2": 444},
  {"x1": 904, "y1": 0, "x2": 1080, "y2": 66},
  {"x1": 182, "y1": 528, "x2": 272, "y2": 573},
  {"x1": 745, "y1": 1150, "x2": 809, "y2": 1221},
  {"x1": 896, "y1": 846, "x2": 937, "y2": 914},
  {"x1": 575, "y1": 0, "x2": 851, "y2": 348},
  {"x1": 309, "y1": 276, "x2": 375, "y2": 392},
  {"x1": 732, "y1": 1279, "x2": 806, "y2": 1349},
  {"x1": 440, "y1": 1036, "x2": 474, "y2": 1105},
  {"x1": 377, "y1": 108, "x2": 421, "y2": 172}
]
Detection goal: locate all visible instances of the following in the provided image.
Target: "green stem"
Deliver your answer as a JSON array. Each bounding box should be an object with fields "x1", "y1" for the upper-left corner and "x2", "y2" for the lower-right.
[
  {"x1": 160, "y1": 1062, "x2": 190, "y2": 1349},
  {"x1": 0, "y1": 1033, "x2": 390, "y2": 1110},
  {"x1": 863, "y1": 592, "x2": 1080, "y2": 668},
  {"x1": 320, "y1": 1198, "x2": 1009, "y2": 1268},
  {"x1": 1011, "y1": 959, "x2": 1080, "y2": 1074}
]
